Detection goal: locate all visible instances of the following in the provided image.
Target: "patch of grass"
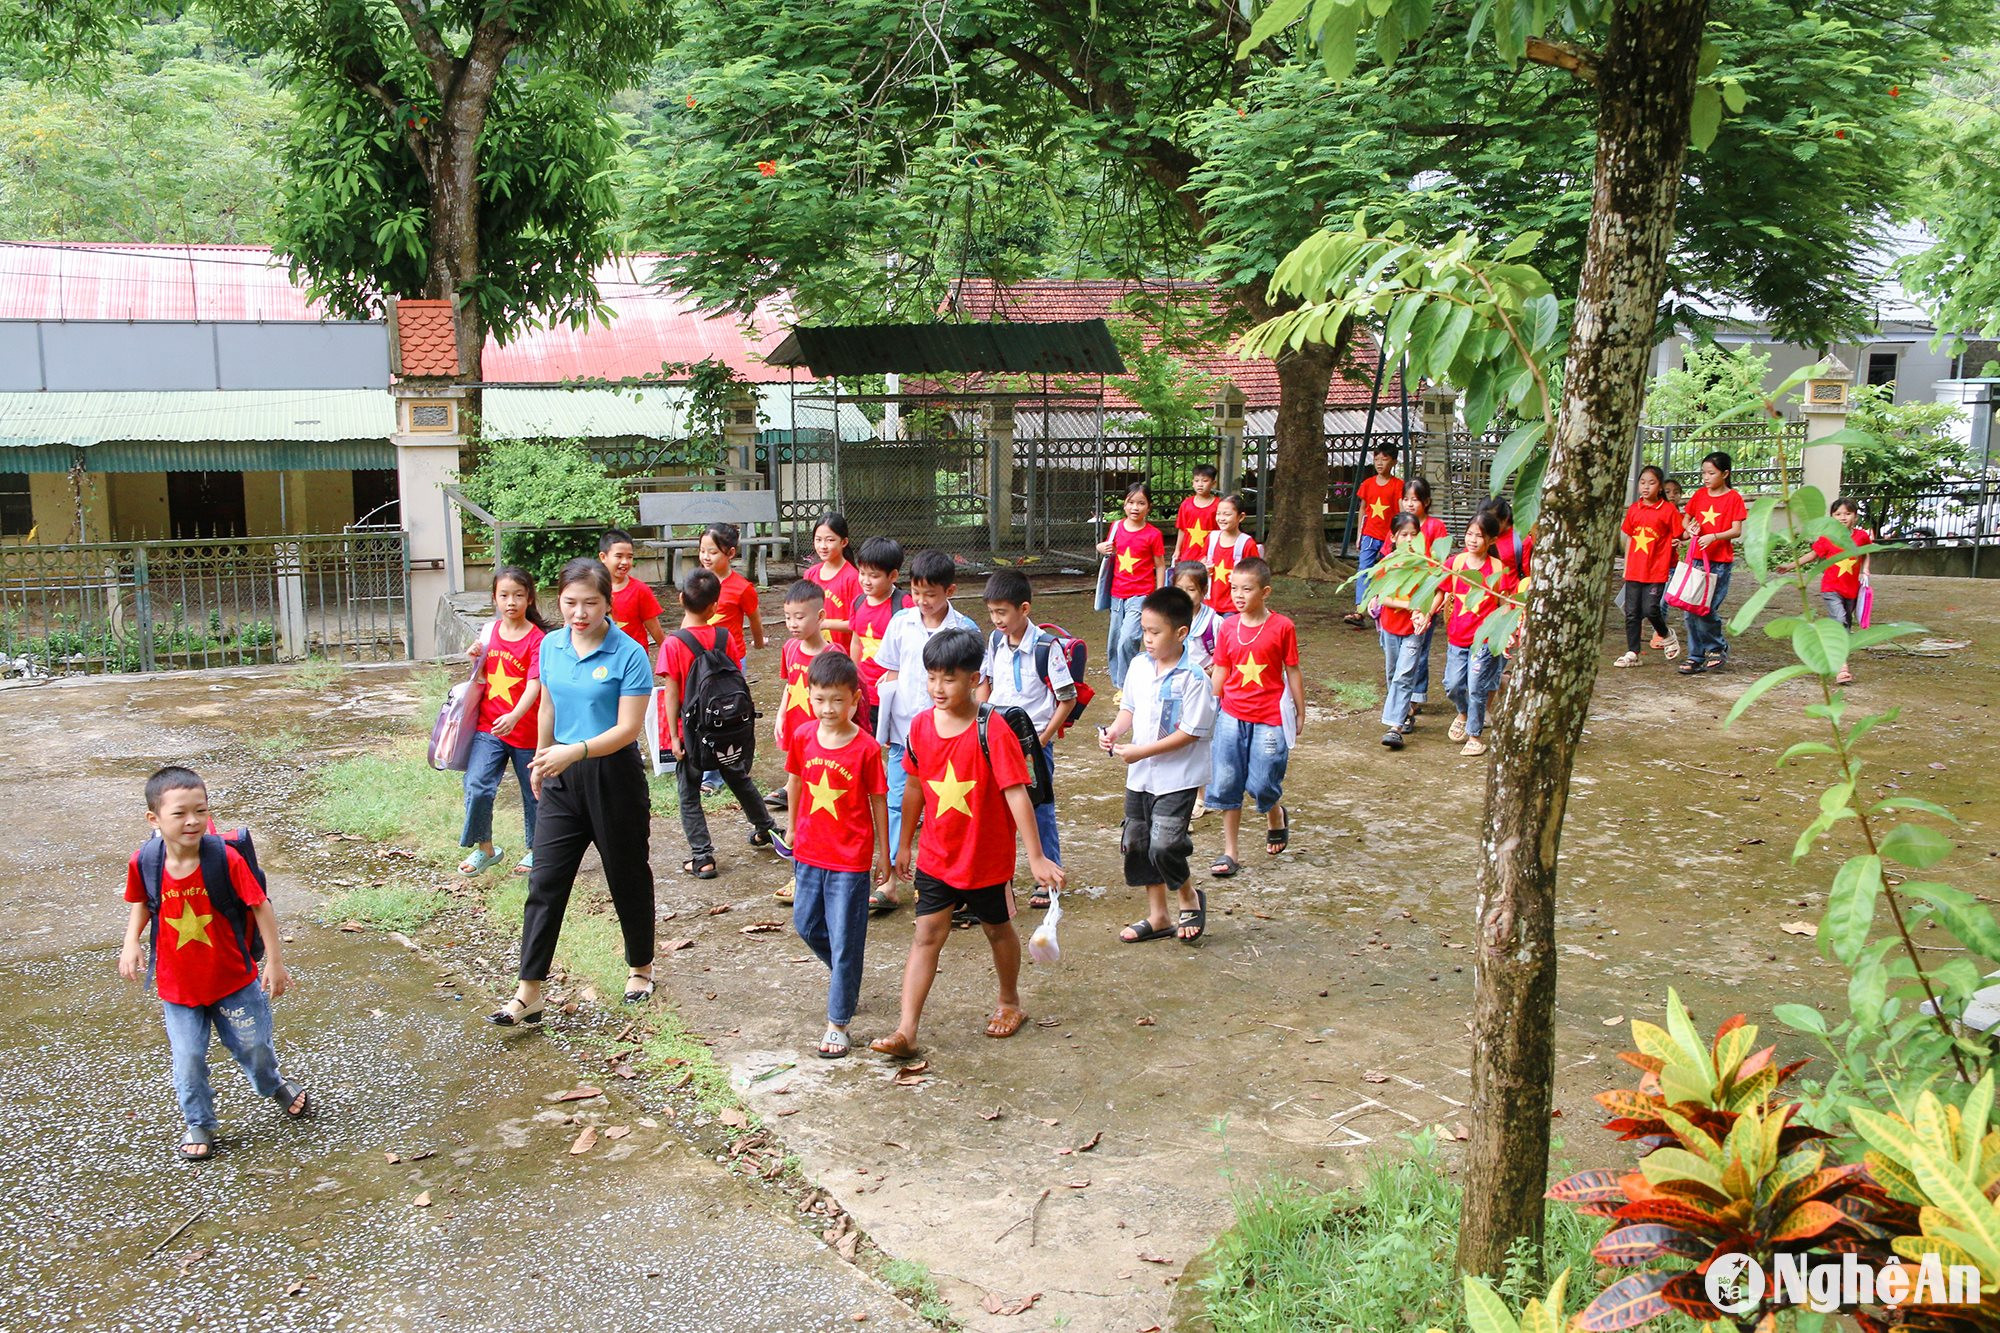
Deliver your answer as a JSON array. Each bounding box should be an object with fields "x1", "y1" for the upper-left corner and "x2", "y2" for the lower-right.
[
  {"x1": 308, "y1": 740, "x2": 467, "y2": 864},
  {"x1": 251, "y1": 726, "x2": 309, "y2": 760},
  {"x1": 1323, "y1": 677, "x2": 1382, "y2": 713},
  {"x1": 880, "y1": 1259, "x2": 957, "y2": 1328},
  {"x1": 1199, "y1": 1134, "x2": 1649, "y2": 1333},
  {"x1": 322, "y1": 882, "x2": 450, "y2": 932},
  {"x1": 415, "y1": 663, "x2": 456, "y2": 714},
  {"x1": 287, "y1": 656, "x2": 347, "y2": 692}
]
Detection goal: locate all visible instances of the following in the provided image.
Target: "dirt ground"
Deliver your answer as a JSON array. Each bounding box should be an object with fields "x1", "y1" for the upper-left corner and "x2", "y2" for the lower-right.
[{"x1": 4, "y1": 572, "x2": 1994, "y2": 1332}]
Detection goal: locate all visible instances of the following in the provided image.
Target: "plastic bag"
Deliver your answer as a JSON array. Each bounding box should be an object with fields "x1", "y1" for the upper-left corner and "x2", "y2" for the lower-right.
[{"x1": 1027, "y1": 889, "x2": 1062, "y2": 965}]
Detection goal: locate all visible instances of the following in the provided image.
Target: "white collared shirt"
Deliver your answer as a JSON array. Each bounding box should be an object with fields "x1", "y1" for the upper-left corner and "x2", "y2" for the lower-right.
[
  {"x1": 874, "y1": 603, "x2": 980, "y2": 746},
  {"x1": 1120, "y1": 649, "x2": 1216, "y2": 795},
  {"x1": 981, "y1": 625, "x2": 1077, "y2": 731}
]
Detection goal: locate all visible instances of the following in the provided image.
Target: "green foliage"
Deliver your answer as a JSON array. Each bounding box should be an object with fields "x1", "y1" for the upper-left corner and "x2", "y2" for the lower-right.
[
  {"x1": 0, "y1": 604, "x2": 277, "y2": 673},
  {"x1": 1839, "y1": 384, "x2": 1971, "y2": 535},
  {"x1": 1105, "y1": 300, "x2": 1221, "y2": 438},
  {"x1": 0, "y1": 16, "x2": 287, "y2": 241},
  {"x1": 1900, "y1": 46, "x2": 2000, "y2": 344},
  {"x1": 1641, "y1": 344, "x2": 1772, "y2": 429},
  {"x1": 461, "y1": 437, "x2": 636, "y2": 587}
]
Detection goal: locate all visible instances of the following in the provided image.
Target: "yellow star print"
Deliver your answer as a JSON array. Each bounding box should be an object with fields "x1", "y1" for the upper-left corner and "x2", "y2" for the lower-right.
[
  {"x1": 1367, "y1": 498, "x2": 1389, "y2": 520},
  {"x1": 1235, "y1": 657, "x2": 1268, "y2": 687},
  {"x1": 927, "y1": 760, "x2": 978, "y2": 819},
  {"x1": 1116, "y1": 550, "x2": 1140, "y2": 575},
  {"x1": 1836, "y1": 556, "x2": 1859, "y2": 577},
  {"x1": 1698, "y1": 505, "x2": 1720, "y2": 527},
  {"x1": 707, "y1": 609, "x2": 726, "y2": 626},
  {"x1": 1631, "y1": 528, "x2": 1655, "y2": 554},
  {"x1": 805, "y1": 772, "x2": 846, "y2": 818},
  {"x1": 485, "y1": 660, "x2": 523, "y2": 705},
  {"x1": 165, "y1": 901, "x2": 214, "y2": 949},
  {"x1": 1185, "y1": 520, "x2": 1209, "y2": 551},
  {"x1": 785, "y1": 675, "x2": 811, "y2": 715},
  {"x1": 857, "y1": 628, "x2": 882, "y2": 661}
]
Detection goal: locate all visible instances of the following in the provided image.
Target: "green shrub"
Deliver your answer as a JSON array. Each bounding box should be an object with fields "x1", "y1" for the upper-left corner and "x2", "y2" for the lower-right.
[{"x1": 461, "y1": 437, "x2": 636, "y2": 587}]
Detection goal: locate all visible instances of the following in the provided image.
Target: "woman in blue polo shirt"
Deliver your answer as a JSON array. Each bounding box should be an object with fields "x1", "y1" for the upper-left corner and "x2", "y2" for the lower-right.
[{"x1": 490, "y1": 557, "x2": 658, "y2": 1026}]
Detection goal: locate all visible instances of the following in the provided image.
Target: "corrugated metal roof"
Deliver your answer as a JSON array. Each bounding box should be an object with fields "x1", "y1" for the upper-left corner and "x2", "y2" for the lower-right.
[
  {"x1": 0, "y1": 440, "x2": 395, "y2": 473},
  {"x1": 0, "y1": 390, "x2": 394, "y2": 448},
  {"x1": 768, "y1": 321, "x2": 1127, "y2": 377},
  {"x1": 484, "y1": 386, "x2": 875, "y2": 442}
]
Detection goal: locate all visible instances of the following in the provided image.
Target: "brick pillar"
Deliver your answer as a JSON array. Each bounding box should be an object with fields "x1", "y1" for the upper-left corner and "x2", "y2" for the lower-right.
[
  {"x1": 986, "y1": 399, "x2": 1016, "y2": 548},
  {"x1": 1801, "y1": 355, "x2": 1853, "y2": 501}
]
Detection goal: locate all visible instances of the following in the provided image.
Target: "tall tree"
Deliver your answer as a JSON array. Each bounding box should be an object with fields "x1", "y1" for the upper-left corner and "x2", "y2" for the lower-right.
[{"x1": 1901, "y1": 44, "x2": 2000, "y2": 352}]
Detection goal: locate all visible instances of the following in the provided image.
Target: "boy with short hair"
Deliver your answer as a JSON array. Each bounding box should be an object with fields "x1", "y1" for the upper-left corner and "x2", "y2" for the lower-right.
[
  {"x1": 870, "y1": 629, "x2": 1064, "y2": 1058},
  {"x1": 782, "y1": 650, "x2": 889, "y2": 1059},
  {"x1": 765, "y1": 580, "x2": 842, "y2": 844},
  {"x1": 657, "y1": 568, "x2": 780, "y2": 879},
  {"x1": 1207, "y1": 557, "x2": 1304, "y2": 875},
  {"x1": 601, "y1": 528, "x2": 665, "y2": 655},
  {"x1": 1346, "y1": 446, "x2": 1404, "y2": 628},
  {"x1": 872, "y1": 549, "x2": 979, "y2": 893},
  {"x1": 119, "y1": 767, "x2": 308, "y2": 1162},
  {"x1": 1102, "y1": 587, "x2": 1215, "y2": 945},
  {"x1": 1174, "y1": 463, "x2": 1222, "y2": 563},
  {"x1": 979, "y1": 569, "x2": 1075, "y2": 909},
  {"x1": 849, "y1": 536, "x2": 907, "y2": 737}
]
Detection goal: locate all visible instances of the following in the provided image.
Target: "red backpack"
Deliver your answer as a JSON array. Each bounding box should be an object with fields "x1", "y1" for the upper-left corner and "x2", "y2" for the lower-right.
[{"x1": 1030, "y1": 623, "x2": 1094, "y2": 737}]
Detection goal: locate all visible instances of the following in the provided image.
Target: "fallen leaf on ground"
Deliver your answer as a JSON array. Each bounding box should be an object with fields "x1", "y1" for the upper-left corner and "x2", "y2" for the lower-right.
[
  {"x1": 1071, "y1": 1130, "x2": 1104, "y2": 1153},
  {"x1": 707, "y1": 903, "x2": 733, "y2": 915},
  {"x1": 741, "y1": 922, "x2": 784, "y2": 935},
  {"x1": 903, "y1": 1060, "x2": 929, "y2": 1074},
  {"x1": 1063, "y1": 1179, "x2": 1090, "y2": 1189},
  {"x1": 569, "y1": 1126, "x2": 598, "y2": 1155},
  {"x1": 338, "y1": 921, "x2": 365, "y2": 932},
  {"x1": 604, "y1": 1126, "x2": 632, "y2": 1140},
  {"x1": 1780, "y1": 921, "x2": 1818, "y2": 937},
  {"x1": 1035, "y1": 1017, "x2": 1061, "y2": 1028},
  {"x1": 1137, "y1": 1252, "x2": 1173, "y2": 1265},
  {"x1": 1602, "y1": 1016, "x2": 1623, "y2": 1027},
  {"x1": 981, "y1": 1291, "x2": 1042, "y2": 1316},
  {"x1": 718, "y1": 1107, "x2": 749, "y2": 1129},
  {"x1": 893, "y1": 1070, "x2": 929, "y2": 1087},
  {"x1": 665, "y1": 938, "x2": 695, "y2": 952},
  {"x1": 978, "y1": 1108, "x2": 1002, "y2": 1121},
  {"x1": 1250, "y1": 910, "x2": 1274, "y2": 920},
  {"x1": 176, "y1": 1245, "x2": 213, "y2": 1273},
  {"x1": 286, "y1": 1281, "x2": 306, "y2": 1296},
  {"x1": 1039, "y1": 1117, "x2": 1060, "y2": 1127},
  {"x1": 383, "y1": 1150, "x2": 402, "y2": 1164},
  {"x1": 411, "y1": 1192, "x2": 431, "y2": 1208},
  {"x1": 1362, "y1": 1072, "x2": 1389, "y2": 1084},
  {"x1": 611, "y1": 1064, "x2": 637, "y2": 1079},
  {"x1": 545, "y1": 1085, "x2": 603, "y2": 1103},
  {"x1": 1135, "y1": 1016, "x2": 1156, "y2": 1027}
]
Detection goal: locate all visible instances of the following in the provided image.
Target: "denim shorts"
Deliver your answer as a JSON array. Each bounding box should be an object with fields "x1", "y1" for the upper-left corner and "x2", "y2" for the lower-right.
[{"x1": 1205, "y1": 710, "x2": 1289, "y2": 813}]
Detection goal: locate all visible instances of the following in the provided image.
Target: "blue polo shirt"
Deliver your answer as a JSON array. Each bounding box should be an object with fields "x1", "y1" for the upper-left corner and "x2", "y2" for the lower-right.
[{"x1": 539, "y1": 624, "x2": 654, "y2": 745}]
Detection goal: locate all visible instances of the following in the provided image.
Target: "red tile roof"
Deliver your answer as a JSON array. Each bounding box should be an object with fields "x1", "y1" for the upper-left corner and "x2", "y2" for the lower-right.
[
  {"x1": 0, "y1": 243, "x2": 801, "y2": 385},
  {"x1": 943, "y1": 278, "x2": 1396, "y2": 411},
  {"x1": 392, "y1": 299, "x2": 459, "y2": 379}
]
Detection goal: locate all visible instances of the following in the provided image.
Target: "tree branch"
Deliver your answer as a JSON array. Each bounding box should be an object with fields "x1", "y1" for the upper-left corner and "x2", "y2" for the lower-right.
[
  {"x1": 1524, "y1": 36, "x2": 1599, "y2": 86},
  {"x1": 389, "y1": 0, "x2": 457, "y2": 92}
]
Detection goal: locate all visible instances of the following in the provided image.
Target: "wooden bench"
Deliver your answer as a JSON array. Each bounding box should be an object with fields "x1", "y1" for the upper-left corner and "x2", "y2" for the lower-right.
[{"x1": 636, "y1": 488, "x2": 787, "y2": 586}]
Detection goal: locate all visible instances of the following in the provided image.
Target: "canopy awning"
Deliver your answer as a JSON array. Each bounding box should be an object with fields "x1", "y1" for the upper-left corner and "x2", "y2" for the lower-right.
[
  {"x1": 0, "y1": 389, "x2": 394, "y2": 471},
  {"x1": 767, "y1": 321, "x2": 1126, "y2": 377}
]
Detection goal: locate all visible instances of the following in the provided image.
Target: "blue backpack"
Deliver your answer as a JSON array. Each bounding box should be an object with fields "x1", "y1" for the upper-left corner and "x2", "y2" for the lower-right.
[{"x1": 136, "y1": 828, "x2": 270, "y2": 968}]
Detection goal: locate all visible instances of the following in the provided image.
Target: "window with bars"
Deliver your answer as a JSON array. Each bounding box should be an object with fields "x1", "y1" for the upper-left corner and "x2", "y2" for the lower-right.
[{"x1": 0, "y1": 474, "x2": 31, "y2": 537}]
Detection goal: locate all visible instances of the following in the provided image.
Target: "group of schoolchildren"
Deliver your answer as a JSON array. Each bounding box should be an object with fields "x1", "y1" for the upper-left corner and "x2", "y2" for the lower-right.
[{"x1": 119, "y1": 442, "x2": 1878, "y2": 1161}]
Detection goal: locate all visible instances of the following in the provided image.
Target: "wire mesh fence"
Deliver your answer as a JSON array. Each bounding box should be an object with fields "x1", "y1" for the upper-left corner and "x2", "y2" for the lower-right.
[
  {"x1": 1841, "y1": 478, "x2": 2000, "y2": 548},
  {"x1": 1640, "y1": 421, "x2": 1806, "y2": 496},
  {"x1": 0, "y1": 531, "x2": 411, "y2": 677}
]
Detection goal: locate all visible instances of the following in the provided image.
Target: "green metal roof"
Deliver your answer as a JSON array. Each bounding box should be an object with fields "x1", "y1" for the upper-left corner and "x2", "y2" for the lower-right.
[{"x1": 0, "y1": 389, "x2": 395, "y2": 472}]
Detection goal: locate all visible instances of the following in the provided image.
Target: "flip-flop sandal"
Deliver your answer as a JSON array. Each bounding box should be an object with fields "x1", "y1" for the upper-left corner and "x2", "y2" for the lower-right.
[
  {"x1": 682, "y1": 856, "x2": 718, "y2": 879},
  {"x1": 458, "y1": 847, "x2": 505, "y2": 875},
  {"x1": 1210, "y1": 855, "x2": 1240, "y2": 879},
  {"x1": 270, "y1": 1080, "x2": 311, "y2": 1118},
  {"x1": 868, "y1": 888, "x2": 900, "y2": 915},
  {"x1": 1120, "y1": 918, "x2": 1176, "y2": 943},
  {"x1": 869, "y1": 1031, "x2": 921, "y2": 1059},
  {"x1": 1342, "y1": 612, "x2": 1366, "y2": 627},
  {"x1": 624, "y1": 970, "x2": 656, "y2": 1004},
  {"x1": 985, "y1": 1004, "x2": 1028, "y2": 1038},
  {"x1": 773, "y1": 883, "x2": 794, "y2": 904},
  {"x1": 1029, "y1": 887, "x2": 1051, "y2": 910},
  {"x1": 1677, "y1": 660, "x2": 1707, "y2": 675},
  {"x1": 1663, "y1": 631, "x2": 1682, "y2": 661},
  {"x1": 1178, "y1": 889, "x2": 1208, "y2": 944},
  {"x1": 817, "y1": 1025, "x2": 851, "y2": 1059},
  {"x1": 1266, "y1": 811, "x2": 1290, "y2": 855},
  {"x1": 1448, "y1": 718, "x2": 1468, "y2": 742},
  {"x1": 180, "y1": 1126, "x2": 214, "y2": 1162},
  {"x1": 512, "y1": 852, "x2": 533, "y2": 875}
]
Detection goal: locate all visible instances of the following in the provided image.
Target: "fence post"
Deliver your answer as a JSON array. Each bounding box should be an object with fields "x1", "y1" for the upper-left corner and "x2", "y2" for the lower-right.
[
  {"x1": 986, "y1": 399, "x2": 1016, "y2": 551},
  {"x1": 275, "y1": 541, "x2": 308, "y2": 660},
  {"x1": 132, "y1": 543, "x2": 156, "y2": 673},
  {"x1": 1417, "y1": 386, "x2": 1457, "y2": 493},
  {"x1": 401, "y1": 532, "x2": 416, "y2": 659},
  {"x1": 1214, "y1": 383, "x2": 1246, "y2": 492},
  {"x1": 1802, "y1": 357, "x2": 1854, "y2": 501}
]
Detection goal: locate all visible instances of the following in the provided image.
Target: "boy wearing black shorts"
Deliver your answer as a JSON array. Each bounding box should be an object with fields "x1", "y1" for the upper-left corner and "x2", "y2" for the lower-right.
[{"x1": 870, "y1": 629, "x2": 1064, "y2": 1057}]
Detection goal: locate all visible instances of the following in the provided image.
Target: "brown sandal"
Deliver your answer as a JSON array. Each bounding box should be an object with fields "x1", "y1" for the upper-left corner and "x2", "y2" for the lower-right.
[
  {"x1": 869, "y1": 1031, "x2": 921, "y2": 1058},
  {"x1": 985, "y1": 1005, "x2": 1028, "y2": 1039}
]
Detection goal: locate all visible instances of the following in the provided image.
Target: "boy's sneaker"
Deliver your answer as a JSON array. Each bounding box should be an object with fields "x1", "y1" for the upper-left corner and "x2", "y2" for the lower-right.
[
  {"x1": 1381, "y1": 730, "x2": 1405, "y2": 750},
  {"x1": 1460, "y1": 737, "x2": 1489, "y2": 757}
]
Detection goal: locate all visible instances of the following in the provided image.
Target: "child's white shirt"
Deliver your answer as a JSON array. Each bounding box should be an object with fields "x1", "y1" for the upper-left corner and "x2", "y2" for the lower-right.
[
  {"x1": 981, "y1": 625, "x2": 1076, "y2": 731},
  {"x1": 874, "y1": 603, "x2": 980, "y2": 746},
  {"x1": 1120, "y1": 650, "x2": 1216, "y2": 795}
]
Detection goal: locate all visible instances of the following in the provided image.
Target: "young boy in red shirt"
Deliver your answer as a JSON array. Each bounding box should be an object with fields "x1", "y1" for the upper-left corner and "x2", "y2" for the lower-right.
[
  {"x1": 870, "y1": 628, "x2": 1064, "y2": 1058},
  {"x1": 1207, "y1": 557, "x2": 1305, "y2": 875},
  {"x1": 767, "y1": 580, "x2": 845, "y2": 885},
  {"x1": 1173, "y1": 463, "x2": 1222, "y2": 563},
  {"x1": 119, "y1": 767, "x2": 308, "y2": 1162},
  {"x1": 1347, "y1": 445, "x2": 1404, "y2": 627},
  {"x1": 600, "y1": 528, "x2": 665, "y2": 656},
  {"x1": 782, "y1": 651, "x2": 890, "y2": 1058},
  {"x1": 849, "y1": 536, "x2": 907, "y2": 737}
]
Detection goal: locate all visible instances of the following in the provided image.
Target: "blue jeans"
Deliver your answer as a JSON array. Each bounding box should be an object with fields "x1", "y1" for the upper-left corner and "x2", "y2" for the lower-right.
[
  {"x1": 1380, "y1": 629, "x2": 1423, "y2": 728},
  {"x1": 1445, "y1": 643, "x2": 1504, "y2": 737},
  {"x1": 1206, "y1": 710, "x2": 1290, "y2": 813},
  {"x1": 1684, "y1": 561, "x2": 1735, "y2": 665},
  {"x1": 1031, "y1": 750, "x2": 1060, "y2": 867},
  {"x1": 792, "y1": 864, "x2": 872, "y2": 1026},
  {"x1": 163, "y1": 980, "x2": 284, "y2": 1130},
  {"x1": 461, "y1": 730, "x2": 537, "y2": 849},
  {"x1": 885, "y1": 742, "x2": 908, "y2": 854},
  {"x1": 1106, "y1": 595, "x2": 1146, "y2": 696},
  {"x1": 1410, "y1": 616, "x2": 1437, "y2": 703},
  {"x1": 1355, "y1": 534, "x2": 1386, "y2": 606}
]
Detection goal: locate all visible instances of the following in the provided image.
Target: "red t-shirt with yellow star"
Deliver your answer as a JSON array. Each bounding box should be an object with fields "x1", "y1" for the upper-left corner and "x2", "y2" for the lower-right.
[
  {"x1": 1107, "y1": 520, "x2": 1166, "y2": 599},
  {"x1": 1203, "y1": 532, "x2": 1260, "y2": 614},
  {"x1": 1213, "y1": 612, "x2": 1299, "y2": 726},
  {"x1": 778, "y1": 638, "x2": 845, "y2": 743},
  {"x1": 707, "y1": 572, "x2": 759, "y2": 662},
  {"x1": 609, "y1": 577, "x2": 663, "y2": 650},
  {"x1": 807, "y1": 559, "x2": 863, "y2": 653},
  {"x1": 784, "y1": 728, "x2": 887, "y2": 873},
  {"x1": 1357, "y1": 475, "x2": 1405, "y2": 541},
  {"x1": 1445, "y1": 554, "x2": 1517, "y2": 648},
  {"x1": 903, "y1": 708, "x2": 1032, "y2": 890},
  {"x1": 1621, "y1": 499, "x2": 1680, "y2": 583},
  {"x1": 1813, "y1": 528, "x2": 1873, "y2": 599},
  {"x1": 849, "y1": 591, "x2": 905, "y2": 706},
  {"x1": 1684, "y1": 487, "x2": 1748, "y2": 564},
  {"x1": 1174, "y1": 496, "x2": 1221, "y2": 563},
  {"x1": 125, "y1": 844, "x2": 265, "y2": 1006},
  {"x1": 477, "y1": 622, "x2": 544, "y2": 748}
]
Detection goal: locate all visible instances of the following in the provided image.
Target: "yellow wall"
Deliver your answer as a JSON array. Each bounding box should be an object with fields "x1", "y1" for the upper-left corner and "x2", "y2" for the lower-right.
[
  {"x1": 59, "y1": 470, "x2": 364, "y2": 541},
  {"x1": 17, "y1": 472, "x2": 111, "y2": 544},
  {"x1": 107, "y1": 472, "x2": 171, "y2": 541}
]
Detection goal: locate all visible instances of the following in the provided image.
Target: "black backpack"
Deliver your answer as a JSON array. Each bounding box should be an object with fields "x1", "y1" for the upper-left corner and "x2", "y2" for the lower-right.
[
  {"x1": 137, "y1": 828, "x2": 269, "y2": 970},
  {"x1": 673, "y1": 626, "x2": 758, "y2": 772},
  {"x1": 977, "y1": 703, "x2": 1055, "y2": 808}
]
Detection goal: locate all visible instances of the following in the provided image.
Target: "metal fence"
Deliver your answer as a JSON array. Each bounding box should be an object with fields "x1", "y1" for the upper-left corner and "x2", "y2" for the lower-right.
[
  {"x1": 0, "y1": 532, "x2": 411, "y2": 676},
  {"x1": 1640, "y1": 421, "x2": 1806, "y2": 495},
  {"x1": 1842, "y1": 478, "x2": 2000, "y2": 549}
]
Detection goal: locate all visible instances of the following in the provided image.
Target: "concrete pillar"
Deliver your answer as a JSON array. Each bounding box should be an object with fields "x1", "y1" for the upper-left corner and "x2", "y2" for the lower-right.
[
  {"x1": 722, "y1": 386, "x2": 758, "y2": 481},
  {"x1": 986, "y1": 398, "x2": 1016, "y2": 548},
  {"x1": 1801, "y1": 355, "x2": 1853, "y2": 501},
  {"x1": 1213, "y1": 383, "x2": 1247, "y2": 491},
  {"x1": 392, "y1": 382, "x2": 469, "y2": 659},
  {"x1": 1418, "y1": 385, "x2": 1459, "y2": 491}
]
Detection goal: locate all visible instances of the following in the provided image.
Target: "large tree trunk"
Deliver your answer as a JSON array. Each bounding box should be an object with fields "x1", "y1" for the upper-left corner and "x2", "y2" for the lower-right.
[
  {"x1": 1258, "y1": 341, "x2": 1344, "y2": 580},
  {"x1": 426, "y1": 128, "x2": 486, "y2": 384},
  {"x1": 1455, "y1": 0, "x2": 1710, "y2": 1280}
]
